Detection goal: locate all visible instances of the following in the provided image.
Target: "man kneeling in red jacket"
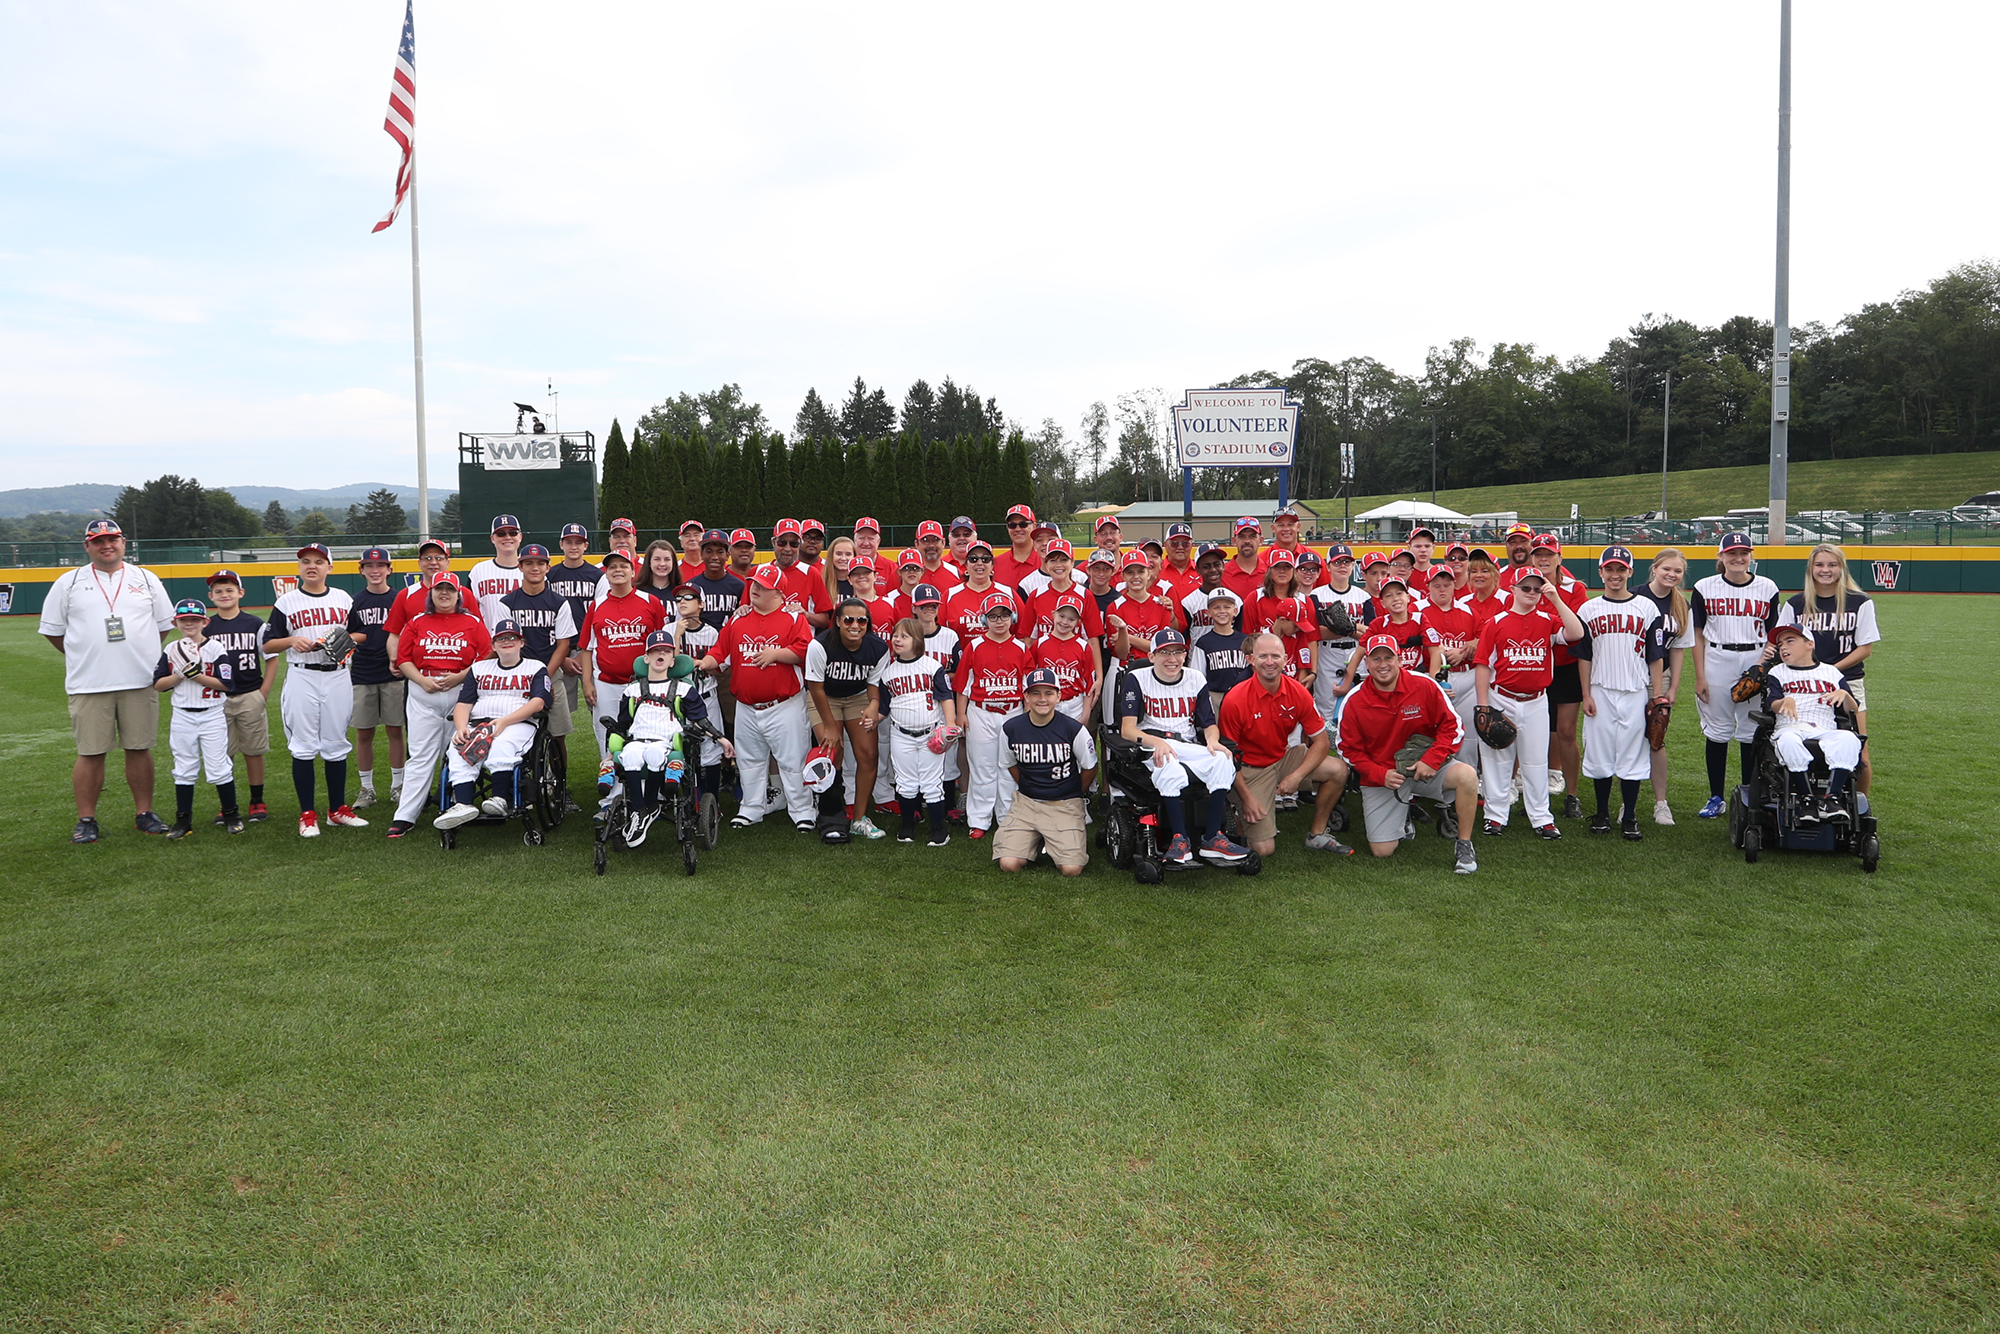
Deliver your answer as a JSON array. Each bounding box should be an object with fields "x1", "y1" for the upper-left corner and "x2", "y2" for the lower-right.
[{"x1": 1337, "y1": 632, "x2": 1480, "y2": 873}]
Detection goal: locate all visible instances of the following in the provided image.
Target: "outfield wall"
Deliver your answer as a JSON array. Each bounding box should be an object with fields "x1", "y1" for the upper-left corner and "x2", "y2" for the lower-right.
[{"x1": 0, "y1": 545, "x2": 1992, "y2": 617}]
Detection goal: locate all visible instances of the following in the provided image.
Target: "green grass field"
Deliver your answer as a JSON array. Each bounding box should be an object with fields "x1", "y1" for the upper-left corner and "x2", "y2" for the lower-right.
[
  {"x1": 3, "y1": 607, "x2": 1997, "y2": 1332},
  {"x1": 1309, "y1": 452, "x2": 2000, "y2": 524}
]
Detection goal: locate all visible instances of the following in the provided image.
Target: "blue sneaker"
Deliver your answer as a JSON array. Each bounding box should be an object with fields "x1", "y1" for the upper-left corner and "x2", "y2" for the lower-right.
[{"x1": 1698, "y1": 795, "x2": 1726, "y2": 819}]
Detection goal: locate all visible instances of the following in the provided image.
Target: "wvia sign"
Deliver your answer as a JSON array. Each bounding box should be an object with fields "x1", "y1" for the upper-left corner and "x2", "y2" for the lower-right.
[
  {"x1": 1171, "y1": 388, "x2": 1298, "y2": 468},
  {"x1": 477, "y1": 434, "x2": 563, "y2": 471}
]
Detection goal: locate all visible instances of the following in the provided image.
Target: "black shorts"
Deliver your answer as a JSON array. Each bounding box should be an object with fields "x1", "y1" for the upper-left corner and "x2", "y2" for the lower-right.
[{"x1": 1548, "y1": 661, "x2": 1584, "y2": 708}]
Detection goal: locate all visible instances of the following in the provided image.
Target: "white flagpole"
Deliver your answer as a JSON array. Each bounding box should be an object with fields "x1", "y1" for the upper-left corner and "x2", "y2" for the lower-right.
[{"x1": 408, "y1": 158, "x2": 432, "y2": 541}]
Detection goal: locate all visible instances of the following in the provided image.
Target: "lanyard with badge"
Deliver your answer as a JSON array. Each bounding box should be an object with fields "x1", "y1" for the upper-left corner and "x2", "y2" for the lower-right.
[{"x1": 91, "y1": 566, "x2": 128, "y2": 642}]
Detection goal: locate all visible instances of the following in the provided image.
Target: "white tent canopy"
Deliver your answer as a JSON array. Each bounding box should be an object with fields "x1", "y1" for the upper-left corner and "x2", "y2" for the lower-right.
[{"x1": 1353, "y1": 499, "x2": 1472, "y2": 523}]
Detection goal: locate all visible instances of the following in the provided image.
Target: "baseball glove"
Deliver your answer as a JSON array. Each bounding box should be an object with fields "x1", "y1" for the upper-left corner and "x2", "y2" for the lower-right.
[
  {"x1": 1644, "y1": 697, "x2": 1672, "y2": 751},
  {"x1": 1316, "y1": 602, "x2": 1357, "y2": 637},
  {"x1": 1473, "y1": 704, "x2": 1517, "y2": 750},
  {"x1": 925, "y1": 724, "x2": 950, "y2": 755},
  {"x1": 455, "y1": 721, "x2": 495, "y2": 767},
  {"x1": 1729, "y1": 665, "x2": 1768, "y2": 703},
  {"x1": 320, "y1": 624, "x2": 357, "y2": 667},
  {"x1": 1393, "y1": 732, "x2": 1436, "y2": 781},
  {"x1": 170, "y1": 640, "x2": 205, "y2": 679}
]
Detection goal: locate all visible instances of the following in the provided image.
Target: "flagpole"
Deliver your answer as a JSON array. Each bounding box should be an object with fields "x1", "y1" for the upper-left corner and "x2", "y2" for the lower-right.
[{"x1": 409, "y1": 160, "x2": 431, "y2": 541}]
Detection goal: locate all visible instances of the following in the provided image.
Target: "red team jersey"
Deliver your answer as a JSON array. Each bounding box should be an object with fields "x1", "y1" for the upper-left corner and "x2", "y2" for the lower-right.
[
  {"x1": 764, "y1": 562, "x2": 834, "y2": 620},
  {"x1": 1106, "y1": 592, "x2": 1180, "y2": 667},
  {"x1": 384, "y1": 579, "x2": 445, "y2": 637},
  {"x1": 1365, "y1": 612, "x2": 1440, "y2": 675},
  {"x1": 914, "y1": 560, "x2": 962, "y2": 594},
  {"x1": 1475, "y1": 608, "x2": 1566, "y2": 695},
  {"x1": 953, "y1": 634, "x2": 1033, "y2": 706},
  {"x1": 991, "y1": 548, "x2": 1042, "y2": 590},
  {"x1": 1543, "y1": 575, "x2": 1588, "y2": 666},
  {"x1": 394, "y1": 610, "x2": 492, "y2": 675},
  {"x1": 1219, "y1": 558, "x2": 1265, "y2": 605},
  {"x1": 1025, "y1": 587, "x2": 1105, "y2": 639},
  {"x1": 1425, "y1": 603, "x2": 1477, "y2": 671},
  {"x1": 1246, "y1": 593, "x2": 1316, "y2": 676},
  {"x1": 709, "y1": 607, "x2": 811, "y2": 704},
  {"x1": 1027, "y1": 633, "x2": 1098, "y2": 702},
  {"x1": 941, "y1": 583, "x2": 1023, "y2": 643},
  {"x1": 853, "y1": 594, "x2": 905, "y2": 637},
  {"x1": 1218, "y1": 674, "x2": 1325, "y2": 768},
  {"x1": 580, "y1": 591, "x2": 670, "y2": 685},
  {"x1": 1457, "y1": 590, "x2": 1507, "y2": 634}
]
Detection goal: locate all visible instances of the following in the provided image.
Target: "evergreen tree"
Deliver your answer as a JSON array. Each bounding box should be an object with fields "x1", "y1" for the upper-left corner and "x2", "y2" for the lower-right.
[
  {"x1": 348, "y1": 487, "x2": 413, "y2": 537},
  {"x1": 682, "y1": 431, "x2": 711, "y2": 522},
  {"x1": 262, "y1": 500, "x2": 291, "y2": 534},
  {"x1": 1000, "y1": 431, "x2": 1034, "y2": 517},
  {"x1": 600, "y1": 419, "x2": 630, "y2": 527},
  {"x1": 893, "y1": 434, "x2": 924, "y2": 526},
  {"x1": 789, "y1": 437, "x2": 818, "y2": 522},
  {"x1": 820, "y1": 439, "x2": 848, "y2": 527},
  {"x1": 871, "y1": 437, "x2": 903, "y2": 533},
  {"x1": 763, "y1": 433, "x2": 793, "y2": 522},
  {"x1": 794, "y1": 387, "x2": 838, "y2": 443},
  {"x1": 901, "y1": 380, "x2": 938, "y2": 443},
  {"x1": 846, "y1": 440, "x2": 877, "y2": 525},
  {"x1": 655, "y1": 434, "x2": 688, "y2": 532},
  {"x1": 437, "y1": 491, "x2": 461, "y2": 534},
  {"x1": 972, "y1": 434, "x2": 1003, "y2": 525},
  {"x1": 941, "y1": 438, "x2": 976, "y2": 529},
  {"x1": 709, "y1": 440, "x2": 743, "y2": 524},
  {"x1": 736, "y1": 441, "x2": 764, "y2": 534}
]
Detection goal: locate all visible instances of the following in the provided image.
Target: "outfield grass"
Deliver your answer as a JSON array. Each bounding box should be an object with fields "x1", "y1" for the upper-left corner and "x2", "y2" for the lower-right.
[
  {"x1": 3, "y1": 607, "x2": 1997, "y2": 1332},
  {"x1": 1309, "y1": 452, "x2": 2000, "y2": 524}
]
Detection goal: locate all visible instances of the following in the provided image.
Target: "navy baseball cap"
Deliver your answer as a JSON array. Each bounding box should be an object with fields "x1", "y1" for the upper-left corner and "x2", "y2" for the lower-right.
[
  {"x1": 560, "y1": 522, "x2": 589, "y2": 540},
  {"x1": 173, "y1": 598, "x2": 208, "y2": 618},
  {"x1": 1326, "y1": 543, "x2": 1355, "y2": 560},
  {"x1": 1023, "y1": 668, "x2": 1061, "y2": 691},
  {"x1": 701, "y1": 528, "x2": 729, "y2": 547},
  {"x1": 912, "y1": 583, "x2": 944, "y2": 606},
  {"x1": 1196, "y1": 541, "x2": 1227, "y2": 559},
  {"x1": 1167, "y1": 521, "x2": 1193, "y2": 539},
  {"x1": 83, "y1": 518, "x2": 122, "y2": 540},
  {"x1": 644, "y1": 630, "x2": 676, "y2": 651},
  {"x1": 205, "y1": 568, "x2": 242, "y2": 586},
  {"x1": 296, "y1": 542, "x2": 331, "y2": 559},
  {"x1": 671, "y1": 583, "x2": 701, "y2": 601},
  {"x1": 490, "y1": 514, "x2": 521, "y2": 533},
  {"x1": 1151, "y1": 628, "x2": 1188, "y2": 651},
  {"x1": 520, "y1": 543, "x2": 550, "y2": 561},
  {"x1": 1297, "y1": 549, "x2": 1322, "y2": 567},
  {"x1": 1720, "y1": 531, "x2": 1755, "y2": 552},
  {"x1": 1599, "y1": 545, "x2": 1635, "y2": 568},
  {"x1": 491, "y1": 618, "x2": 524, "y2": 640},
  {"x1": 359, "y1": 546, "x2": 392, "y2": 564},
  {"x1": 949, "y1": 515, "x2": 976, "y2": 533}
]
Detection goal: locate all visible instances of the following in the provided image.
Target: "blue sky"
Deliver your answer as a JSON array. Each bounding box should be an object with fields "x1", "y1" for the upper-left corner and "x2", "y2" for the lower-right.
[{"x1": 1, "y1": 0, "x2": 1993, "y2": 492}]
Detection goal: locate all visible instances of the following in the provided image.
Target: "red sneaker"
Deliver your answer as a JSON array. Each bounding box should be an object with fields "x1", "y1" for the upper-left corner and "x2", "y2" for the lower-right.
[
  {"x1": 246, "y1": 802, "x2": 269, "y2": 823},
  {"x1": 298, "y1": 811, "x2": 320, "y2": 838},
  {"x1": 968, "y1": 828, "x2": 986, "y2": 840},
  {"x1": 327, "y1": 805, "x2": 370, "y2": 828}
]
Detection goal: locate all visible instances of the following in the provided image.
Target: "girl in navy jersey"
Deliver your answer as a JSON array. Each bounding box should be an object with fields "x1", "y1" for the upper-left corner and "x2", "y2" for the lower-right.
[
  {"x1": 1638, "y1": 548, "x2": 1694, "y2": 824},
  {"x1": 1779, "y1": 544, "x2": 1880, "y2": 793},
  {"x1": 633, "y1": 541, "x2": 680, "y2": 601}
]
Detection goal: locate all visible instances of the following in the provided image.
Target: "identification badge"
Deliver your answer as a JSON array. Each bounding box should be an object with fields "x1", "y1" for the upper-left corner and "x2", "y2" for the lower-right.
[{"x1": 104, "y1": 615, "x2": 126, "y2": 642}]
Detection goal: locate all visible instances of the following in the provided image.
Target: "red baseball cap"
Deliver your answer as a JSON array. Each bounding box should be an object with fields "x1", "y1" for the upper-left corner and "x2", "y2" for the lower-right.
[
  {"x1": 1121, "y1": 549, "x2": 1150, "y2": 569},
  {"x1": 1086, "y1": 548, "x2": 1117, "y2": 567},
  {"x1": 1427, "y1": 565, "x2": 1457, "y2": 583},
  {"x1": 611, "y1": 517, "x2": 637, "y2": 533},
  {"x1": 1360, "y1": 551, "x2": 1388, "y2": 569},
  {"x1": 1042, "y1": 538, "x2": 1073, "y2": 560},
  {"x1": 1006, "y1": 504, "x2": 1036, "y2": 524},
  {"x1": 1505, "y1": 522, "x2": 1533, "y2": 539},
  {"x1": 1532, "y1": 532, "x2": 1562, "y2": 552},
  {"x1": 599, "y1": 549, "x2": 633, "y2": 566},
  {"x1": 1770, "y1": 622, "x2": 1809, "y2": 644},
  {"x1": 802, "y1": 518, "x2": 826, "y2": 535},
  {"x1": 1093, "y1": 514, "x2": 1121, "y2": 532},
  {"x1": 898, "y1": 547, "x2": 923, "y2": 567},
  {"x1": 747, "y1": 564, "x2": 784, "y2": 591},
  {"x1": 981, "y1": 591, "x2": 1016, "y2": 615},
  {"x1": 965, "y1": 539, "x2": 994, "y2": 556},
  {"x1": 429, "y1": 570, "x2": 462, "y2": 589},
  {"x1": 854, "y1": 516, "x2": 881, "y2": 533},
  {"x1": 679, "y1": 519, "x2": 705, "y2": 534},
  {"x1": 1362, "y1": 632, "x2": 1401, "y2": 656},
  {"x1": 1235, "y1": 516, "x2": 1262, "y2": 534},
  {"x1": 1053, "y1": 591, "x2": 1085, "y2": 613},
  {"x1": 916, "y1": 520, "x2": 944, "y2": 541},
  {"x1": 1266, "y1": 549, "x2": 1296, "y2": 567},
  {"x1": 774, "y1": 518, "x2": 803, "y2": 538},
  {"x1": 729, "y1": 528, "x2": 756, "y2": 545}
]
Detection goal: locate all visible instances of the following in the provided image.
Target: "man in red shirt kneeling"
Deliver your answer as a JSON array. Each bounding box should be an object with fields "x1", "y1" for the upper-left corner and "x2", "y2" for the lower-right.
[
  {"x1": 1337, "y1": 633, "x2": 1480, "y2": 872},
  {"x1": 1219, "y1": 632, "x2": 1352, "y2": 857}
]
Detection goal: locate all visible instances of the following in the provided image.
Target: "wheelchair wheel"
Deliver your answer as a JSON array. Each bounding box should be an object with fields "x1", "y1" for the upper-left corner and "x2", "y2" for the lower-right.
[
  {"x1": 682, "y1": 839, "x2": 698, "y2": 876},
  {"x1": 1133, "y1": 856, "x2": 1163, "y2": 885},
  {"x1": 1743, "y1": 825, "x2": 1761, "y2": 863},
  {"x1": 1860, "y1": 834, "x2": 1880, "y2": 874},
  {"x1": 1237, "y1": 851, "x2": 1263, "y2": 877},
  {"x1": 1434, "y1": 804, "x2": 1456, "y2": 840},
  {"x1": 524, "y1": 824, "x2": 544, "y2": 847},
  {"x1": 1728, "y1": 786, "x2": 1748, "y2": 848},
  {"x1": 1327, "y1": 803, "x2": 1348, "y2": 834},
  {"x1": 534, "y1": 752, "x2": 565, "y2": 830},
  {"x1": 439, "y1": 827, "x2": 455, "y2": 851},
  {"x1": 699, "y1": 792, "x2": 720, "y2": 849},
  {"x1": 593, "y1": 840, "x2": 606, "y2": 876},
  {"x1": 1107, "y1": 803, "x2": 1138, "y2": 870}
]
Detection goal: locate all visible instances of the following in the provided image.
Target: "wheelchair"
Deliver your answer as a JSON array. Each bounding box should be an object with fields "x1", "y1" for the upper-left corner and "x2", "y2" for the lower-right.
[
  {"x1": 435, "y1": 715, "x2": 569, "y2": 850},
  {"x1": 1101, "y1": 735, "x2": 1263, "y2": 883},
  {"x1": 1728, "y1": 709, "x2": 1880, "y2": 872},
  {"x1": 591, "y1": 738, "x2": 721, "y2": 877}
]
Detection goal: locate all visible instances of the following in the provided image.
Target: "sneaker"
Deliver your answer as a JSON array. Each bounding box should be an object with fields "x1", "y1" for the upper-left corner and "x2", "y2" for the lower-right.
[
  {"x1": 1535, "y1": 823, "x2": 1563, "y2": 841},
  {"x1": 1549, "y1": 770, "x2": 1566, "y2": 795},
  {"x1": 1588, "y1": 812, "x2": 1611, "y2": 834},
  {"x1": 1164, "y1": 833, "x2": 1194, "y2": 865},
  {"x1": 167, "y1": 816, "x2": 194, "y2": 841},
  {"x1": 246, "y1": 802, "x2": 269, "y2": 823},
  {"x1": 134, "y1": 811, "x2": 170, "y2": 835},
  {"x1": 481, "y1": 796, "x2": 511, "y2": 818},
  {"x1": 1481, "y1": 820, "x2": 1506, "y2": 837},
  {"x1": 1563, "y1": 794, "x2": 1584, "y2": 820},
  {"x1": 1304, "y1": 831, "x2": 1353, "y2": 855},
  {"x1": 327, "y1": 806, "x2": 369, "y2": 828},
  {"x1": 213, "y1": 810, "x2": 229, "y2": 828},
  {"x1": 1453, "y1": 839, "x2": 1478, "y2": 875},
  {"x1": 625, "y1": 808, "x2": 656, "y2": 848},
  {"x1": 926, "y1": 829, "x2": 951, "y2": 847},
  {"x1": 1654, "y1": 799, "x2": 1675, "y2": 826},
  {"x1": 729, "y1": 813, "x2": 756, "y2": 830},
  {"x1": 387, "y1": 820, "x2": 415, "y2": 839},
  {"x1": 850, "y1": 816, "x2": 887, "y2": 841},
  {"x1": 1274, "y1": 792, "x2": 1299, "y2": 810},
  {"x1": 1199, "y1": 832, "x2": 1250, "y2": 863},
  {"x1": 896, "y1": 820, "x2": 918, "y2": 844},
  {"x1": 562, "y1": 793, "x2": 583, "y2": 814},
  {"x1": 299, "y1": 811, "x2": 320, "y2": 838},
  {"x1": 795, "y1": 820, "x2": 817, "y2": 834},
  {"x1": 1621, "y1": 817, "x2": 1644, "y2": 842},
  {"x1": 353, "y1": 788, "x2": 377, "y2": 810},
  {"x1": 71, "y1": 817, "x2": 100, "y2": 844},
  {"x1": 1817, "y1": 795, "x2": 1849, "y2": 823},
  {"x1": 223, "y1": 811, "x2": 246, "y2": 834},
  {"x1": 434, "y1": 803, "x2": 480, "y2": 830},
  {"x1": 1698, "y1": 795, "x2": 1726, "y2": 820},
  {"x1": 968, "y1": 828, "x2": 986, "y2": 840}
]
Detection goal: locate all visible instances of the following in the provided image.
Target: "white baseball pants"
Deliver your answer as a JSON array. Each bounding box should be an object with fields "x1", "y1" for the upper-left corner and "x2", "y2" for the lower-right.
[
  {"x1": 964, "y1": 702, "x2": 1021, "y2": 830},
  {"x1": 446, "y1": 721, "x2": 537, "y2": 784},
  {"x1": 1480, "y1": 690, "x2": 1552, "y2": 828},
  {"x1": 170, "y1": 705, "x2": 231, "y2": 784},
  {"x1": 733, "y1": 693, "x2": 813, "y2": 825},
  {"x1": 1447, "y1": 670, "x2": 1477, "y2": 768},
  {"x1": 280, "y1": 665, "x2": 353, "y2": 760},
  {"x1": 889, "y1": 726, "x2": 948, "y2": 803},
  {"x1": 393, "y1": 683, "x2": 459, "y2": 824},
  {"x1": 1582, "y1": 686, "x2": 1649, "y2": 781},
  {"x1": 1697, "y1": 644, "x2": 1764, "y2": 743},
  {"x1": 1058, "y1": 695, "x2": 1089, "y2": 722},
  {"x1": 1774, "y1": 725, "x2": 1861, "y2": 772},
  {"x1": 1146, "y1": 739, "x2": 1236, "y2": 798}
]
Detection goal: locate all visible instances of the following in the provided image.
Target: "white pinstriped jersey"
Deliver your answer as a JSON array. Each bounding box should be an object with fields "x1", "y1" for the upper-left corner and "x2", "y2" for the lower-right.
[
  {"x1": 267, "y1": 586, "x2": 356, "y2": 667},
  {"x1": 1691, "y1": 573, "x2": 1779, "y2": 648},
  {"x1": 1575, "y1": 594, "x2": 1663, "y2": 693},
  {"x1": 877, "y1": 653, "x2": 954, "y2": 731}
]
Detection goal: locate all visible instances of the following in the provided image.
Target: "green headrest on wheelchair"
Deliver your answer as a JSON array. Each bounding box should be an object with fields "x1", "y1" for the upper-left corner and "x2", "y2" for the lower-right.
[{"x1": 669, "y1": 653, "x2": 698, "y2": 681}]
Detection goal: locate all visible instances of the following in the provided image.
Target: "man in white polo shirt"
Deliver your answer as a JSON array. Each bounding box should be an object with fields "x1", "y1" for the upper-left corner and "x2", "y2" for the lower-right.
[{"x1": 39, "y1": 518, "x2": 178, "y2": 843}]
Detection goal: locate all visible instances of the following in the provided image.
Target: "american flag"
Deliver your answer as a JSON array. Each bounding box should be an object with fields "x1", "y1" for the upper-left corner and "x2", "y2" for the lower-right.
[{"x1": 371, "y1": 0, "x2": 417, "y2": 233}]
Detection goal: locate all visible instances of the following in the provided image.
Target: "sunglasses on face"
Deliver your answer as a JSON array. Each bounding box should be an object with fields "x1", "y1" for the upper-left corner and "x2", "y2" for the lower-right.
[
  {"x1": 493, "y1": 529, "x2": 520, "y2": 538},
  {"x1": 968, "y1": 554, "x2": 993, "y2": 563},
  {"x1": 838, "y1": 615, "x2": 869, "y2": 625},
  {"x1": 1005, "y1": 520, "x2": 1031, "y2": 529},
  {"x1": 774, "y1": 537, "x2": 800, "y2": 547}
]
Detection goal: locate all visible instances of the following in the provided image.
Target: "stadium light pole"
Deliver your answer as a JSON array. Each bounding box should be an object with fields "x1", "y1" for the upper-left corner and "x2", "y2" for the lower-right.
[
  {"x1": 1767, "y1": 0, "x2": 1792, "y2": 547},
  {"x1": 1660, "y1": 371, "x2": 1672, "y2": 519}
]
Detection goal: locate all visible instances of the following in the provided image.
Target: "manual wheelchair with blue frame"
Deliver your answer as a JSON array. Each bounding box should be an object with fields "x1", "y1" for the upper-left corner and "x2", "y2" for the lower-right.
[
  {"x1": 1728, "y1": 706, "x2": 1880, "y2": 872},
  {"x1": 434, "y1": 712, "x2": 569, "y2": 850}
]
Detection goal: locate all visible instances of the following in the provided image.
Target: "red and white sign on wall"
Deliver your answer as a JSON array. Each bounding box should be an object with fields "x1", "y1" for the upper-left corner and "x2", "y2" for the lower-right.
[{"x1": 1170, "y1": 387, "x2": 1299, "y2": 468}]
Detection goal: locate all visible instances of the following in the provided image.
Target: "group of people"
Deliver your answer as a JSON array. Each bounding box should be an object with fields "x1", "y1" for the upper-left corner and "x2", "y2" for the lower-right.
[{"x1": 39, "y1": 505, "x2": 1882, "y2": 876}]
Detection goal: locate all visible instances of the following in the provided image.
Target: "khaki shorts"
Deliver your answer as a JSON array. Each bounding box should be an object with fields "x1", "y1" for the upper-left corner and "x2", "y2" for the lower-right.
[
  {"x1": 1847, "y1": 677, "x2": 1869, "y2": 714},
  {"x1": 68, "y1": 688, "x2": 159, "y2": 757},
  {"x1": 546, "y1": 674, "x2": 573, "y2": 738},
  {"x1": 821, "y1": 691, "x2": 872, "y2": 722},
  {"x1": 224, "y1": 690, "x2": 270, "y2": 757},
  {"x1": 1235, "y1": 745, "x2": 1310, "y2": 844},
  {"x1": 991, "y1": 794, "x2": 1089, "y2": 868},
  {"x1": 351, "y1": 679, "x2": 408, "y2": 730},
  {"x1": 1361, "y1": 770, "x2": 1449, "y2": 845}
]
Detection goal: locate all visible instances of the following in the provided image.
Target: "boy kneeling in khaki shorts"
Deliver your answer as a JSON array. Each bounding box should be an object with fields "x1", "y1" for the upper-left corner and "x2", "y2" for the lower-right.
[{"x1": 993, "y1": 669, "x2": 1097, "y2": 876}]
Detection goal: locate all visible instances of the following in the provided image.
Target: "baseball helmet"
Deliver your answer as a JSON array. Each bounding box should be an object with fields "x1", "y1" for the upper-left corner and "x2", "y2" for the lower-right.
[{"x1": 802, "y1": 745, "x2": 839, "y2": 795}]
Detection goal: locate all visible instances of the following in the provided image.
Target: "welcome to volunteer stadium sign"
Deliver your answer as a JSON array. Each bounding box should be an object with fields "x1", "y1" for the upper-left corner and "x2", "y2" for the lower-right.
[{"x1": 1170, "y1": 387, "x2": 1301, "y2": 512}]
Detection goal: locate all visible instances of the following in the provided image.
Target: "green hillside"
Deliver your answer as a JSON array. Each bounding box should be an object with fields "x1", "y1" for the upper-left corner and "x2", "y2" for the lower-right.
[{"x1": 1306, "y1": 453, "x2": 1999, "y2": 522}]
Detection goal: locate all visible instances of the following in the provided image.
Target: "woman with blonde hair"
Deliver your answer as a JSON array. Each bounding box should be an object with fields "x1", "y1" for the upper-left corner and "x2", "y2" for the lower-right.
[
  {"x1": 822, "y1": 535, "x2": 858, "y2": 603},
  {"x1": 1638, "y1": 548, "x2": 1695, "y2": 823},
  {"x1": 1779, "y1": 544, "x2": 1880, "y2": 791}
]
